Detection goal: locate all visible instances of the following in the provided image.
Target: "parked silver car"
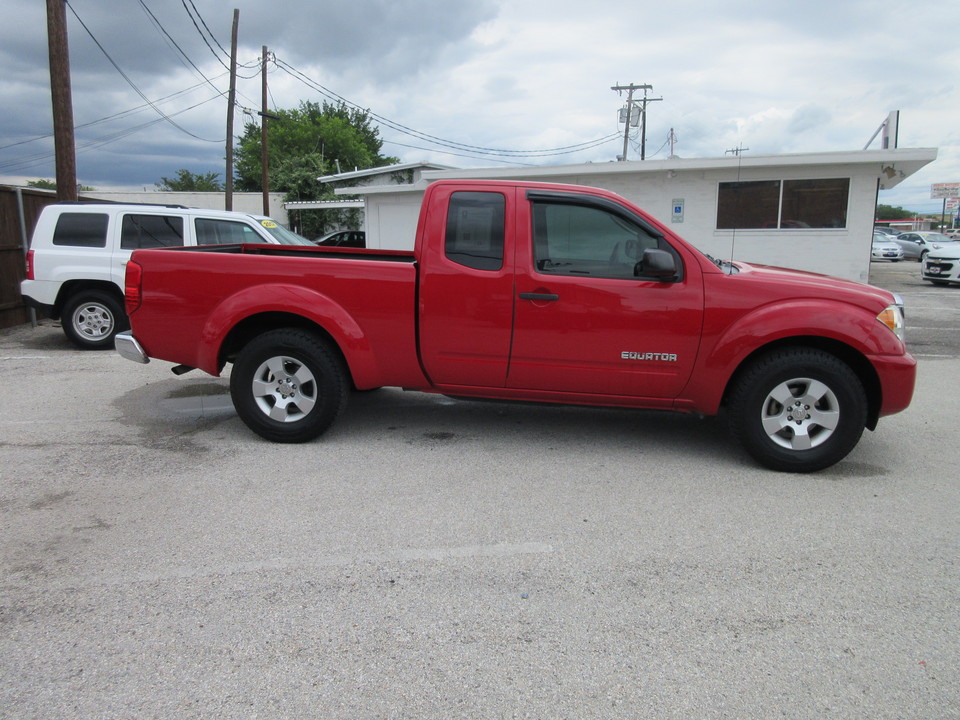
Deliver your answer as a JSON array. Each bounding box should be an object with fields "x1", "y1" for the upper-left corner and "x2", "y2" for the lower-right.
[
  {"x1": 871, "y1": 232, "x2": 904, "y2": 261},
  {"x1": 893, "y1": 231, "x2": 957, "y2": 261}
]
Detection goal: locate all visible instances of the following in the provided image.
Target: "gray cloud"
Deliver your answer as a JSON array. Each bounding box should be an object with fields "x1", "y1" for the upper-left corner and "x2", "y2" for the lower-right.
[{"x1": 0, "y1": 0, "x2": 956, "y2": 211}]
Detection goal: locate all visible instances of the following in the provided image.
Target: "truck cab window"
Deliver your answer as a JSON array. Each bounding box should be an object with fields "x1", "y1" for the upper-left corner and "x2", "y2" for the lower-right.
[
  {"x1": 532, "y1": 202, "x2": 661, "y2": 279},
  {"x1": 445, "y1": 192, "x2": 505, "y2": 271}
]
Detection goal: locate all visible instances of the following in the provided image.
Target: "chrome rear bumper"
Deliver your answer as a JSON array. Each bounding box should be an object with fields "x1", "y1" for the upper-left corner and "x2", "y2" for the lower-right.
[{"x1": 115, "y1": 332, "x2": 149, "y2": 364}]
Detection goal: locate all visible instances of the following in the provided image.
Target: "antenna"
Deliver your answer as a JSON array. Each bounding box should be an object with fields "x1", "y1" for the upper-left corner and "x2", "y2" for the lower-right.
[{"x1": 727, "y1": 144, "x2": 747, "y2": 273}]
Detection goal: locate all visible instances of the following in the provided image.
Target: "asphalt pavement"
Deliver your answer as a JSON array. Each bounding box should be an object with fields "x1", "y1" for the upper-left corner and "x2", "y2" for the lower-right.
[{"x1": 1, "y1": 260, "x2": 957, "y2": 719}]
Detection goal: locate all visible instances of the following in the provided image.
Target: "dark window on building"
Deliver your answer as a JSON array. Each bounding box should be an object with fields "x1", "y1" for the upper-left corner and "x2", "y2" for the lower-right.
[
  {"x1": 717, "y1": 178, "x2": 850, "y2": 229},
  {"x1": 52, "y1": 213, "x2": 109, "y2": 248},
  {"x1": 716, "y1": 180, "x2": 780, "y2": 229},
  {"x1": 445, "y1": 192, "x2": 505, "y2": 270},
  {"x1": 195, "y1": 218, "x2": 260, "y2": 245},
  {"x1": 781, "y1": 178, "x2": 849, "y2": 228},
  {"x1": 120, "y1": 214, "x2": 184, "y2": 249}
]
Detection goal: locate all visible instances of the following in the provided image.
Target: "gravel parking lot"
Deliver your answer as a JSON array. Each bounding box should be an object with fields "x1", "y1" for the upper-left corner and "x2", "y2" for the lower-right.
[{"x1": 1, "y1": 262, "x2": 957, "y2": 719}]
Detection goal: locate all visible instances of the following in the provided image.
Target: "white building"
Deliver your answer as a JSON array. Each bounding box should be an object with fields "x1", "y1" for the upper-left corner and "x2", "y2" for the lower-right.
[
  {"x1": 84, "y1": 190, "x2": 289, "y2": 225},
  {"x1": 343, "y1": 148, "x2": 936, "y2": 282}
]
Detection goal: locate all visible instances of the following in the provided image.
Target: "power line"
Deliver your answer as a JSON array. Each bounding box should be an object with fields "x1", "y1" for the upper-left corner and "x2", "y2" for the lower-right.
[
  {"x1": 138, "y1": 0, "x2": 224, "y2": 97},
  {"x1": 65, "y1": 0, "x2": 222, "y2": 143},
  {"x1": 382, "y1": 138, "x2": 537, "y2": 166},
  {"x1": 182, "y1": 0, "x2": 231, "y2": 64},
  {"x1": 0, "y1": 74, "x2": 232, "y2": 153},
  {"x1": 0, "y1": 92, "x2": 226, "y2": 174},
  {"x1": 179, "y1": 0, "x2": 230, "y2": 71},
  {"x1": 271, "y1": 56, "x2": 621, "y2": 160}
]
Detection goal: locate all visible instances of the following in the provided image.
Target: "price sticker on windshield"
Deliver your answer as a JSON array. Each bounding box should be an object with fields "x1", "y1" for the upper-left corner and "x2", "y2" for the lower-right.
[{"x1": 261, "y1": 220, "x2": 278, "y2": 228}]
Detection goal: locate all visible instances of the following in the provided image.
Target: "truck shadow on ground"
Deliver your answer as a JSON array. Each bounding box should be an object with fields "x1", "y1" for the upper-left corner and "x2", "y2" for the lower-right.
[{"x1": 115, "y1": 377, "x2": 892, "y2": 480}]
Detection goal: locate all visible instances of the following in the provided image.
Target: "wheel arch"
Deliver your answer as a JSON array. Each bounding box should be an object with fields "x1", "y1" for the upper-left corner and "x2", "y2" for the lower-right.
[
  {"x1": 54, "y1": 279, "x2": 124, "y2": 319},
  {"x1": 721, "y1": 336, "x2": 882, "y2": 430},
  {"x1": 218, "y1": 312, "x2": 356, "y2": 385}
]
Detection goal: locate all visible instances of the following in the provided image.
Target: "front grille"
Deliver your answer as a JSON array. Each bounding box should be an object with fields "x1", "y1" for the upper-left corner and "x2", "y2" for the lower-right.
[{"x1": 924, "y1": 260, "x2": 955, "y2": 278}]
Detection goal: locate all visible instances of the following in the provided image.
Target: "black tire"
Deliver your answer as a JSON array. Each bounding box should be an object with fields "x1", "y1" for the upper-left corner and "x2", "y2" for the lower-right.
[
  {"x1": 727, "y1": 347, "x2": 867, "y2": 473},
  {"x1": 61, "y1": 290, "x2": 128, "y2": 349},
  {"x1": 230, "y1": 329, "x2": 349, "y2": 443}
]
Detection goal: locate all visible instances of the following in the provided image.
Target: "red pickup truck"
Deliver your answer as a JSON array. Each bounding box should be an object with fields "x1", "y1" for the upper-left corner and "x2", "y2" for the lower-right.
[{"x1": 116, "y1": 180, "x2": 915, "y2": 472}]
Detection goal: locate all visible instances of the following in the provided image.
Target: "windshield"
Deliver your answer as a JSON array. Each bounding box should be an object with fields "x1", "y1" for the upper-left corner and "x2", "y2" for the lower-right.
[
  {"x1": 926, "y1": 233, "x2": 954, "y2": 243},
  {"x1": 254, "y1": 218, "x2": 315, "y2": 246}
]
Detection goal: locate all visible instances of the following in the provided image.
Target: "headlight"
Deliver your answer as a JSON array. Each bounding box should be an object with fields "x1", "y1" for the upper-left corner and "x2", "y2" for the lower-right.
[{"x1": 877, "y1": 297, "x2": 906, "y2": 344}]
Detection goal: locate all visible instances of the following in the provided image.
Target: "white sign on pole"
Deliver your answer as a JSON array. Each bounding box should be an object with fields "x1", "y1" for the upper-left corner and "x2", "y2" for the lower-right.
[{"x1": 931, "y1": 183, "x2": 960, "y2": 199}]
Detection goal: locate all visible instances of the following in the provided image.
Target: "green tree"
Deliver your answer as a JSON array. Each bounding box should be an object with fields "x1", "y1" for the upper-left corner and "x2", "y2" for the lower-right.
[
  {"x1": 234, "y1": 100, "x2": 397, "y2": 238},
  {"x1": 156, "y1": 169, "x2": 223, "y2": 192},
  {"x1": 876, "y1": 204, "x2": 914, "y2": 220},
  {"x1": 28, "y1": 179, "x2": 95, "y2": 191}
]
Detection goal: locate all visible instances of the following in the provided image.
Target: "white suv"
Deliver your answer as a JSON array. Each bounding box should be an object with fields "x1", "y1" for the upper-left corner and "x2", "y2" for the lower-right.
[{"x1": 21, "y1": 203, "x2": 312, "y2": 348}]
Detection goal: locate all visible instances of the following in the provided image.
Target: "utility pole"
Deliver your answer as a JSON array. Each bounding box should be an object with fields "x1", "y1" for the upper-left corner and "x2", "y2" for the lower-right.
[
  {"x1": 46, "y1": 0, "x2": 77, "y2": 201},
  {"x1": 224, "y1": 9, "x2": 239, "y2": 211},
  {"x1": 260, "y1": 45, "x2": 269, "y2": 215},
  {"x1": 611, "y1": 83, "x2": 661, "y2": 161},
  {"x1": 638, "y1": 85, "x2": 661, "y2": 160},
  {"x1": 612, "y1": 83, "x2": 644, "y2": 161}
]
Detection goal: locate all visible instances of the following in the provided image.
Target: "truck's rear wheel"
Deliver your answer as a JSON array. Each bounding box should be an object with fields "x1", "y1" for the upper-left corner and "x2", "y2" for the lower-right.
[
  {"x1": 61, "y1": 290, "x2": 127, "y2": 349},
  {"x1": 727, "y1": 347, "x2": 867, "y2": 472},
  {"x1": 230, "y1": 329, "x2": 348, "y2": 443}
]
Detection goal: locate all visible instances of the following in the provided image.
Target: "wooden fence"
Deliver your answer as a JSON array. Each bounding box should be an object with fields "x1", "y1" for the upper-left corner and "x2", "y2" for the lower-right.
[{"x1": 0, "y1": 186, "x2": 106, "y2": 329}]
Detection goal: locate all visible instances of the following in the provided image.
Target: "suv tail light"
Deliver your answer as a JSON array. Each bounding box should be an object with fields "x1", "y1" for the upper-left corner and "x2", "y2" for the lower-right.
[
  {"x1": 25, "y1": 249, "x2": 34, "y2": 280},
  {"x1": 124, "y1": 260, "x2": 142, "y2": 313}
]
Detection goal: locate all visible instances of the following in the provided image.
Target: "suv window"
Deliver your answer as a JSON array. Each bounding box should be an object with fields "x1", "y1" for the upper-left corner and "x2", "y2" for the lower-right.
[
  {"x1": 531, "y1": 201, "x2": 660, "y2": 279},
  {"x1": 195, "y1": 218, "x2": 261, "y2": 245},
  {"x1": 120, "y1": 214, "x2": 185, "y2": 249},
  {"x1": 52, "y1": 213, "x2": 109, "y2": 248},
  {"x1": 444, "y1": 192, "x2": 505, "y2": 271}
]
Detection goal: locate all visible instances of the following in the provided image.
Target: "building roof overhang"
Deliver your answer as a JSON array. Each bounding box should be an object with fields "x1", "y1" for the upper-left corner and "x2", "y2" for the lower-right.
[
  {"x1": 336, "y1": 148, "x2": 937, "y2": 197},
  {"x1": 317, "y1": 161, "x2": 456, "y2": 184}
]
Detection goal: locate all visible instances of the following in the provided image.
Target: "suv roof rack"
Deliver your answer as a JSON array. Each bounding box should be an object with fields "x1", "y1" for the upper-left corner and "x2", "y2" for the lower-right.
[{"x1": 58, "y1": 201, "x2": 193, "y2": 209}]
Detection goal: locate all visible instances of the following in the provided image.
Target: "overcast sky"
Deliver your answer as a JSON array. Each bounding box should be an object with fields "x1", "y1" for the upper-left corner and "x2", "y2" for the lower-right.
[{"x1": 1, "y1": 0, "x2": 957, "y2": 213}]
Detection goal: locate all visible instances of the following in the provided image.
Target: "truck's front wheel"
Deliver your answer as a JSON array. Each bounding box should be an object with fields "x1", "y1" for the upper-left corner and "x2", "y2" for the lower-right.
[
  {"x1": 230, "y1": 329, "x2": 348, "y2": 443},
  {"x1": 727, "y1": 347, "x2": 867, "y2": 472}
]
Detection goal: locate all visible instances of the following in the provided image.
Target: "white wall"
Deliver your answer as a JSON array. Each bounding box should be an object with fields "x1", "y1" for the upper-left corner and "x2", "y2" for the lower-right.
[
  {"x1": 362, "y1": 161, "x2": 883, "y2": 282},
  {"x1": 85, "y1": 191, "x2": 289, "y2": 226},
  {"x1": 364, "y1": 193, "x2": 425, "y2": 250}
]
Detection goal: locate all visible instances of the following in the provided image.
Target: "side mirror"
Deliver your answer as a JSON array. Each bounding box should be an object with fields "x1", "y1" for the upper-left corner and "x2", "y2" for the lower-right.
[{"x1": 635, "y1": 248, "x2": 678, "y2": 280}]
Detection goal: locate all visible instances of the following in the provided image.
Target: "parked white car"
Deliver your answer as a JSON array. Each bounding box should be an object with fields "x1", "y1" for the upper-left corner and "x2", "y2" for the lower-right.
[
  {"x1": 921, "y1": 244, "x2": 960, "y2": 286},
  {"x1": 21, "y1": 203, "x2": 313, "y2": 348}
]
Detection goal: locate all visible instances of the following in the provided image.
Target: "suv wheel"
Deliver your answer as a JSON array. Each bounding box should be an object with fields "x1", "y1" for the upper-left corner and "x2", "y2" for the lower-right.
[{"x1": 62, "y1": 291, "x2": 128, "y2": 349}]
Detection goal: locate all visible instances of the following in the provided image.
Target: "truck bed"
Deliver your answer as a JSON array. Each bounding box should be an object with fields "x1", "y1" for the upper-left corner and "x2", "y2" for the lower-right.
[{"x1": 127, "y1": 243, "x2": 422, "y2": 386}]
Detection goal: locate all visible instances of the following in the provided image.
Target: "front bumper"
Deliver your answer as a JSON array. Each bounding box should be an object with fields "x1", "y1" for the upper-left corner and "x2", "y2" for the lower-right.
[
  {"x1": 870, "y1": 351, "x2": 917, "y2": 419},
  {"x1": 115, "y1": 332, "x2": 149, "y2": 364},
  {"x1": 922, "y1": 257, "x2": 959, "y2": 282}
]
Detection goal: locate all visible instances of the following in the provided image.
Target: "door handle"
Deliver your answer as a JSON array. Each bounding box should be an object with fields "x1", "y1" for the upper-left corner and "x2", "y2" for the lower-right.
[{"x1": 519, "y1": 292, "x2": 559, "y2": 302}]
